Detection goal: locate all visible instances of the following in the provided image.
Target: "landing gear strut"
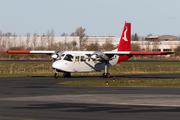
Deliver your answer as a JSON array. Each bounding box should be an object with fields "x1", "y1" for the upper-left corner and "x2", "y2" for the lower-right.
[
  {"x1": 63, "y1": 72, "x2": 71, "y2": 78},
  {"x1": 54, "y1": 69, "x2": 59, "y2": 78},
  {"x1": 102, "y1": 62, "x2": 111, "y2": 78}
]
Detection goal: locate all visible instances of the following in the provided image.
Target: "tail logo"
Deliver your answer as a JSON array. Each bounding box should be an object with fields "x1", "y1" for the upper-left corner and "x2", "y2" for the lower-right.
[{"x1": 122, "y1": 29, "x2": 128, "y2": 41}]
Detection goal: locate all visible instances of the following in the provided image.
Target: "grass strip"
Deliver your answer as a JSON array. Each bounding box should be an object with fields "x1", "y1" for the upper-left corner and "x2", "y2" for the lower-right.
[
  {"x1": 57, "y1": 79, "x2": 180, "y2": 87},
  {"x1": 1, "y1": 61, "x2": 180, "y2": 78}
]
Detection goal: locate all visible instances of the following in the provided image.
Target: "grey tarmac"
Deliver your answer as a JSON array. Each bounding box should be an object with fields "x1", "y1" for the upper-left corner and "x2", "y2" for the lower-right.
[{"x1": 0, "y1": 74, "x2": 180, "y2": 120}]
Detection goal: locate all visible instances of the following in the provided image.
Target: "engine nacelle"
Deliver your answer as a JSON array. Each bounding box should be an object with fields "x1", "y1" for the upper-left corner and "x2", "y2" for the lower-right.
[
  {"x1": 91, "y1": 51, "x2": 104, "y2": 59},
  {"x1": 91, "y1": 51, "x2": 109, "y2": 62},
  {"x1": 91, "y1": 54, "x2": 97, "y2": 59}
]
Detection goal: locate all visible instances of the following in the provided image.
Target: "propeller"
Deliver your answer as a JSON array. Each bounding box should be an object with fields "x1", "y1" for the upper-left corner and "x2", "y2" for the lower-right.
[{"x1": 51, "y1": 47, "x2": 60, "y2": 68}]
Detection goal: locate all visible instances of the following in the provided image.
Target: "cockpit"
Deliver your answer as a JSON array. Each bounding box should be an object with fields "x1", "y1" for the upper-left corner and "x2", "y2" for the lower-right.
[
  {"x1": 58, "y1": 54, "x2": 87, "y2": 62},
  {"x1": 58, "y1": 54, "x2": 75, "y2": 62},
  {"x1": 63, "y1": 54, "x2": 74, "y2": 61}
]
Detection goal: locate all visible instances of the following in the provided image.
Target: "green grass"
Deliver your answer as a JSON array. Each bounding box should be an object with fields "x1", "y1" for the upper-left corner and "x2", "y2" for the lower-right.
[
  {"x1": 1, "y1": 61, "x2": 180, "y2": 87},
  {"x1": 1, "y1": 61, "x2": 180, "y2": 78},
  {"x1": 57, "y1": 79, "x2": 180, "y2": 87},
  {"x1": 0, "y1": 61, "x2": 54, "y2": 78}
]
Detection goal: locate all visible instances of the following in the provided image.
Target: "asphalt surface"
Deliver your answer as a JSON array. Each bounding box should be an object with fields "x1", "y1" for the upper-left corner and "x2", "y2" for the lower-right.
[{"x1": 0, "y1": 75, "x2": 180, "y2": 120}]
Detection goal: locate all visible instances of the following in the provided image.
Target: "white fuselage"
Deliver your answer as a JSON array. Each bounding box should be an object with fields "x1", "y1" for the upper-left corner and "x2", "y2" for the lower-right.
[{"x1": 52, "y1": 51, "x2": 119, "y2": 73}]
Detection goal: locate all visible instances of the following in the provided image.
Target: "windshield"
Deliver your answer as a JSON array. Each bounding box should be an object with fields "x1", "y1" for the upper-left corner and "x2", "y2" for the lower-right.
[{"x1": 63, "y1": 54, "x2": 73, "y2": 62}]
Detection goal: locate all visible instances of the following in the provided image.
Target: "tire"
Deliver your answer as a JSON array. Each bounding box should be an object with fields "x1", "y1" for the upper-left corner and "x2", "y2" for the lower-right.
[
  {"x1": 67, "y1": 72, "x2": 71, "y2": 78},
  {"x1": 63, "y1": 72, "x2": 67, "y2": 78},
  {"x1": 54, "y1": 73, "x2": 59, "y2": 78},
  {"x1": 102, "y1": 73, "x2": 106, "y2": 78},
  {"x1": 102, "y1": 73, "x2": 110, "y2": 78},
  {"x1": 106, "y1": 73, "x2": 110, "y2": 78}
]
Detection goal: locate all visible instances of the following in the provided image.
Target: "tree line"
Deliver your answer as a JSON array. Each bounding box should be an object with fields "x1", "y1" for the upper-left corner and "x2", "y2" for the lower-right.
[{"x1": 0, "y1": 28, "x2": 180, "y2": 59}]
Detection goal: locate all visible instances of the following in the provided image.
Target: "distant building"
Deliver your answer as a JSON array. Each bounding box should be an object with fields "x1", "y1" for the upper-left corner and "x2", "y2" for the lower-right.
[
  {"x1": 131, "y1": 41, "x2": 180, "y2": 52},
  {"x1": 85, "y1": 36, "x2": 117, "y2": 46},
  {"x1": 145, "y1": 35, "x2": 178, "y2": 42}
]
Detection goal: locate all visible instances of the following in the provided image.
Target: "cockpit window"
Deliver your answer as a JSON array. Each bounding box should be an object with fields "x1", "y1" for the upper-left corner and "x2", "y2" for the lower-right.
[{"x1": 64, "y1": 54, "x2": 74, "y2": 62}]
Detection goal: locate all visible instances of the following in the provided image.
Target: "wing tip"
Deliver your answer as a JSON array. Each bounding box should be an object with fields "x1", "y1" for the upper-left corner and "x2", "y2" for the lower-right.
[
  {"x1": 2, "y1": 50, "x2": 7, "y2": 53},
  {"x1": 2, "y1": 50, "x2": 31, "y2": 54}
]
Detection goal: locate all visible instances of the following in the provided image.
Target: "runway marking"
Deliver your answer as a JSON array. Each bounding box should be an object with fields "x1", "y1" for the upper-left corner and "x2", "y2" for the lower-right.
[{"x1": 1, "y1": 94, "x2": 180, "y2": 107}]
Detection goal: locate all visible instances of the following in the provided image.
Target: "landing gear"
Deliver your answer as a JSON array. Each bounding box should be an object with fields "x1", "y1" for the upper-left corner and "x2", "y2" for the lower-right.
[
  {"x1": 54, "y1": 72, "x2": 59, "y2": 78},
  {"x1": 102, "y1": 62, "x2": 111, "y2": 78},
  {"x1": 54, "y1": 69, "x2": 59, "y2": 78},
  {"x1": 63, "y1": 72, "x2": 71, "y2": 78},
  {"x1": 102, "y1": 73, "x2": 110, "y2": 78}
]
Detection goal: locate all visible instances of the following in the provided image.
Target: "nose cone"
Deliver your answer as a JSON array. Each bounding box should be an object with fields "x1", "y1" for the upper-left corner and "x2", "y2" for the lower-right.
[{"x1": 52, "y1": 61, "x2": 60, "y2": 69}]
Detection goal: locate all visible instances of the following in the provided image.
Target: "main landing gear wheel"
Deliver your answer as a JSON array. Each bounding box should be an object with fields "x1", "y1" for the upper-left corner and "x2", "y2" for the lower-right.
[
  {"x1": 102, "y1": 73, "x2": 110, "y2": 78},
  {"x1": 63, "y1": 72, "x2": 71, "y2": 78},
  {"x1": 54, "y1": 73, "x2": 59, "y2": 78}
]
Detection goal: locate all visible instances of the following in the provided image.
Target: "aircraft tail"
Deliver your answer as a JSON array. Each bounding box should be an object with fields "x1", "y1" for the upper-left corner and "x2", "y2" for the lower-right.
[
  {"x1": 117, "y1": 22, "x2": 131, "y2": 51},
  {"x1": 116, "y1": 22, "x2": 132, "y2": 63}
]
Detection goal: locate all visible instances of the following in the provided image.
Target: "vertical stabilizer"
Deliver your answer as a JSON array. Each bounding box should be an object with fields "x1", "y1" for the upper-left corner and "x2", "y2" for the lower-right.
[
  {"x1": 117, "y1": 22, "x2": 132, "y2": 63},
  {"x1": 118, "y1": 22, "x2": 131, "y2": 51}
]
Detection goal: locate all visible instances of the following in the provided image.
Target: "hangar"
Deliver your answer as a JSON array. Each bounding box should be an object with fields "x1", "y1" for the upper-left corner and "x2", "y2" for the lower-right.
[
  {"x1": 145, "y1": 35, "x2": 178, "y2": 42},
  {"x1": 131, "y1": 35, "x2": 179, "y2": 52}
]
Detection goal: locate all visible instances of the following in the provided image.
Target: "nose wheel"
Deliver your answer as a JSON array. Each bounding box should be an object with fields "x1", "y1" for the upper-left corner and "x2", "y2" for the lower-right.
[
  {"x1": 54, "y1": 69, "x2": 59, "y2": 78},
  {"x1": 54, "y1": 72, "x2": 59, "y2": 78}
]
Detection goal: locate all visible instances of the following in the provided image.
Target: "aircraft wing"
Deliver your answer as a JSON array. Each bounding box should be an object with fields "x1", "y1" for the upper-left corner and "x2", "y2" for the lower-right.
[
  {"x1": 3, "y1": 50, "x2": 55, "y2": 55},
  {"x1": 104, "y1": 51, "x2": 176, "y2": 56}
]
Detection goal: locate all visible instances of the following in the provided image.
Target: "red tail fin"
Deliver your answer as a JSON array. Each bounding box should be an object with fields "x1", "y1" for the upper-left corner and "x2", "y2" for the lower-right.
[
  {"x1": 117, "y1": 22, "x2": 131, "y2": 51},
  {"x1": 117, "y1": 22, "x2": 132, "y2": 63}
]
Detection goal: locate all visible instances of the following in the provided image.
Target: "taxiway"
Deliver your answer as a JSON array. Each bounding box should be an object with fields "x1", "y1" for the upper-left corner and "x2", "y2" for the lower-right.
[{"x1": 0, "y1": 74, "x2": 180, "y2": 120}]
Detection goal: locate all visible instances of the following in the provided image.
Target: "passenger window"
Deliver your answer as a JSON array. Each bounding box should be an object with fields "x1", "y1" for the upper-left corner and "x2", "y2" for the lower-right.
[
  {"x1": 81, "y1": 56, "x2": 85, "y2": 62},
  {"x1": 64, "y1": 54, "x2": 74, "y2": 62},
  {"x1": 75, "y1": 56, "x2": 79, "y2": 62}
]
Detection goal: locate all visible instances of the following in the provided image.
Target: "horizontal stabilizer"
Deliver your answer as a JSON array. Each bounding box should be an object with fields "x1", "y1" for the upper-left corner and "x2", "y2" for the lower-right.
[
  {"x1": 104, "y1": 51, "x2": 176, "y2": 55},
  {"x1": 129, "y1": 51, "x2": 176, "y2": 55}
]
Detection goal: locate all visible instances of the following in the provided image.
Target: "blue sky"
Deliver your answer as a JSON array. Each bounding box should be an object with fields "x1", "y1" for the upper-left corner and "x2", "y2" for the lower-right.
[{"x1": 0, "y1": 0, "x2": 180, "y2": 37}]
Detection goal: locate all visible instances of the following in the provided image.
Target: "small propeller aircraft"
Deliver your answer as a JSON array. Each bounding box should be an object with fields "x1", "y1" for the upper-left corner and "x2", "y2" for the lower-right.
[{"x1": 3, "y1": 22, "x2": 175, "y2": 78}]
